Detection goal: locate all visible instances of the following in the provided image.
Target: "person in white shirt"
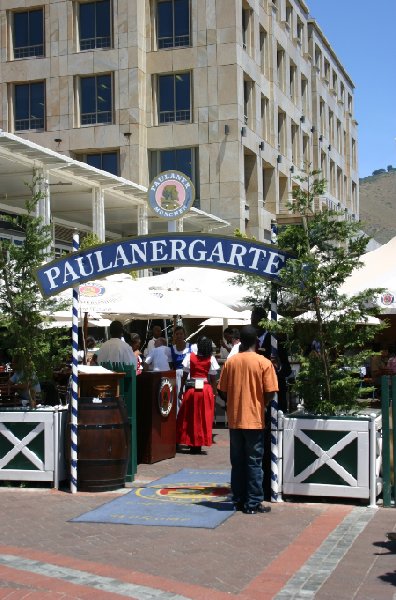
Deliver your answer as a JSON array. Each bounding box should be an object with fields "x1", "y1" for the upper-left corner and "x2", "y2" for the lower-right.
[
  {"x1": 97, "y1": 320, "x2": 137, "y2": 369},
  {"x1": 143, "y1": 324, "x2": 162, "y2": 357},
  {"x1": 145, "y1": 337, "x2": 172, "y2": 371},
  {"x1": 227, "y1": 329, "x2": 241, "y2": 359}
]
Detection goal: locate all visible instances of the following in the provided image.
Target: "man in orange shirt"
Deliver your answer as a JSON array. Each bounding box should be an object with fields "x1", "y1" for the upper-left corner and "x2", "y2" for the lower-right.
[{"x1": 218, "y1": 325, "x2": 278, "y2": 514}]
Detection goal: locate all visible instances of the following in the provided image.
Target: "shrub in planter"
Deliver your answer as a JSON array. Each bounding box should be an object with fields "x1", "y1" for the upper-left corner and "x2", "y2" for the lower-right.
[
  {"x1": 234, "y1": 171, "x2": 386, "y2": 415},
  {"x1": 0, "y1": 177, "x2": 69, "y2": 408}
]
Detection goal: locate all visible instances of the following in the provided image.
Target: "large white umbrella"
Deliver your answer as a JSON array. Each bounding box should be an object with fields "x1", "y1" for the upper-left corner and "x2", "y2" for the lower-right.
[
  {"x1": 135, "y1": 266, "x2": 254, "y2": 311},
  {"x1": 56, "y1": 273, "x2": 242, "y2": 320},
  {"x1": 340, "y1": 237, "x2": 396, "y2": 314}
]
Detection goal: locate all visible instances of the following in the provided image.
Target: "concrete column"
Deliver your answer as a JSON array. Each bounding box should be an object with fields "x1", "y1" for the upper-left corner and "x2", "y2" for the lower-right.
[
  {"x1": 137, "y1": 204, "x2": 148, "y2": 236},
  {"x1": 33, "y1": 168, "x2": 50, "y2": 226},
  {"x1": 92, "y1": 188, "x2": 105, "y2": 241}
]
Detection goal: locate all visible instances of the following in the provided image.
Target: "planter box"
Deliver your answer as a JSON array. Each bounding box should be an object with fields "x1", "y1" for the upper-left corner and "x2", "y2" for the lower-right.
[
  {"x1": 281, "y1": 409, "x2": 382, "y2": 502},
  {"x1": 0, "y1": 407, "x2": 67, "y2": 488}
]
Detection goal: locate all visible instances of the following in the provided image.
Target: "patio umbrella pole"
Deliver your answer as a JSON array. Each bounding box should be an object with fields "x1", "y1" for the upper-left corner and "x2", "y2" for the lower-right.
[{"x1": 270, "y1": 219, "x2": 280, "y2": 502}]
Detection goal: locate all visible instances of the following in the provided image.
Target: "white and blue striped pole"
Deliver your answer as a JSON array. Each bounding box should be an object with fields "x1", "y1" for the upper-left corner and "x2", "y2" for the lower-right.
[
  {"x1": 70, "y1": 231, "x2": 79, "y2": 493},
  {"x1": 270, "y1": 220, "x2": 279, "y2": 502}
]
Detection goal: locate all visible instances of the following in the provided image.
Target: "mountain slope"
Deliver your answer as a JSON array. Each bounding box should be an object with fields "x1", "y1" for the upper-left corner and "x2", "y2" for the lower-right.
[{"x1": 359, "y1": 170, "x2": 396, "y2": 244}]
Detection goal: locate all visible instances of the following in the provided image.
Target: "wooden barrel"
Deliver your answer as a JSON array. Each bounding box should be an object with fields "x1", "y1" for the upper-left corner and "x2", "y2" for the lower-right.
[{"x1": 67, "y1": 396, "x2": 130, "y2": 492}]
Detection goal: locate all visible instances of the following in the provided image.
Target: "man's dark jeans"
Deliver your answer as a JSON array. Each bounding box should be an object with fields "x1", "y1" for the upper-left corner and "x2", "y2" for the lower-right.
[{"x1": 229, "y1": 428, "x2": 265, "y2": 510}]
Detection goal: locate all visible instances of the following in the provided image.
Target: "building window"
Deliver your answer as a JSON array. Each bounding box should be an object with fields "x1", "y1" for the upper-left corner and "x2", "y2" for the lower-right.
[
  {"x1": 158, "y1": 73, "x2": 191, "y2": 123},
  {"x1": 323, "y1": 59, "x2": 330, "y2": 82},
  {"x1": 303, "y1": 134, "x2": 310, "y2": 167},
  {"x1": 79, "y1": 0, "x2": 112, "y2": 50},
  {"x1": 301, "y1": 76, "x2": 308, "y2": 115},
  {"x1": 242, "y1": 6, "x2": 252, "y2": 52},
  {"x1": 277, "y1": 110, "x2": 286, "y2": 154},
  {"x1": 291, "y1": 121, "x2": 299, "y2": 165},
  {"x1": 289, "y1": 62, "x2": 297, "y2": 102},
  {"x1": 259, "y1": 27, "x2": 268, "y2": 75},
  {"x1": 157, "y1": 0, "x2": 190, "y2": 49},
  {"x1": 296, "y1": 17, "x2": 304, "y2": 43},
  {"x1": 12, "y1": 8, "x2": 44, "y2": 59},
  {"x1": 261, "y1": 95, "x2": 270, "y2": 142},
  {"x1": 332, "y1": 71, "x2": 338, "y2": 94},
  {"x1": 80, "y1": 74, "x2": 113, "y2": 125},
  {"x1": 150, "y1": 147, "x2": 198, "y2": 200},
  {"x1": 14, "y1": 82, "x2": 45, "y2": 131},
  {"x1": 314, "y1": 45, "x2": 321, "y2": 71},
  {"x1": 277, "y1": 46, "x2": 286, "y2": 92},
  {"x1": 285, "y1": 2, "x2": 292, "y2": 28},
  {"x1": 76, "y1": 151, "x2": 119, "y2": 175}
]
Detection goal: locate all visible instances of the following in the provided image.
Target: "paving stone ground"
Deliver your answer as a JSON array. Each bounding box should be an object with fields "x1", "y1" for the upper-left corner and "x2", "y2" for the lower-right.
[{"x1": 0, "y1": 427, "x2": 395, "y2": 599}]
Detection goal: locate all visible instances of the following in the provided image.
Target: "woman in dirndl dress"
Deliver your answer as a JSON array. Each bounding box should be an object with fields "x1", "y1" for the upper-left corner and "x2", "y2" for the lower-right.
[{"x1": 176, "y1": 337, "x2": 219, "y2": 454}]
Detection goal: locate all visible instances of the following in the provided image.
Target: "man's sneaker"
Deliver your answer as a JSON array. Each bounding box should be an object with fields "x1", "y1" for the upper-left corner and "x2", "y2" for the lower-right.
[
  {"x1": 387, "y1": 532, "x2": 396, "y2": 541},
  {"x1": 243, "y1": 502, "x2": 271, "y2": 514}
]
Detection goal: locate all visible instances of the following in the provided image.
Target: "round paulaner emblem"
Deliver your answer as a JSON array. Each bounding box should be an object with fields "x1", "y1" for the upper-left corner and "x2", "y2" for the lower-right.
[
  {"x1": 148, "y1": 170, "x2": 195, "y2": 220},
  {"x1": 158, "y1": 378, "x2": 173, "y2": 417}
]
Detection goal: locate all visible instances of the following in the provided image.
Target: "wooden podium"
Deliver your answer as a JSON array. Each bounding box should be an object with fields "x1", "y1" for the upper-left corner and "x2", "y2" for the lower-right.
[{"x1": 136, "y1": 370, "x2": 177, "y2": 464}]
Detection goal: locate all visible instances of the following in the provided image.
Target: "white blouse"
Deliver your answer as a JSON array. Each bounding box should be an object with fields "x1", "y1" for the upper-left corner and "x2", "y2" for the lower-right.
[{"x1": 182, "y1": 353, "x2": 220, "y2": 375}]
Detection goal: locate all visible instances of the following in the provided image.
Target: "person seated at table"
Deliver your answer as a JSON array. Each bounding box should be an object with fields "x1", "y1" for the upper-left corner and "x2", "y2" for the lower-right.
[
  {"x1": 145, "y1": 337, "x2": 171, "y2": 371},
  {"x1": 96, "y1": 320, "x2": 137, "y2": 369},
  {"x1": 8, "y1": 356, "x2": 41, "y2": 405}
]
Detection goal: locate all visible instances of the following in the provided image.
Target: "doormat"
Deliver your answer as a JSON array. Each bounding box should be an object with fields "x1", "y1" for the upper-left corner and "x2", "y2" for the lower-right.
[{"x1": 71, "y1": 469, "x2": 234, "y2": 529}]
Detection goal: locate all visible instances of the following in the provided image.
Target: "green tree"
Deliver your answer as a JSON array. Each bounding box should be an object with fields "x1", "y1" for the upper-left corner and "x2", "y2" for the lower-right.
[
  {"x1": 0, "y1": 177, "x2": 69, "y2": 408},
  {"x1": 240, "y1": 171, "x2": 385, "y2": 414}
]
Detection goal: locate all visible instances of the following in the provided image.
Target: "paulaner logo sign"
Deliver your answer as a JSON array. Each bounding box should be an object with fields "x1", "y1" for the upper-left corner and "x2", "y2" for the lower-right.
[
  {"x1": 35, "y1": 233, "x2": 292, "y2": 297},
  {"x1": 148, "y1": 171, "x2": 195, "y2": 219}
]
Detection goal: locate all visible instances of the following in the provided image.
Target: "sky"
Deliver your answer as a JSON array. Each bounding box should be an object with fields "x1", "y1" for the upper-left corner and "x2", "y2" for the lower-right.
[{"x1": 306, "y1": 0, "x2": 396, "y2": 178}]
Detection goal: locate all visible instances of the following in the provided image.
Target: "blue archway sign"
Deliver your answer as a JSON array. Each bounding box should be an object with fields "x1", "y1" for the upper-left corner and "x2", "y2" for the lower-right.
[{"x1": 35, "y1": 233, "x2": 292, "y2": 298}]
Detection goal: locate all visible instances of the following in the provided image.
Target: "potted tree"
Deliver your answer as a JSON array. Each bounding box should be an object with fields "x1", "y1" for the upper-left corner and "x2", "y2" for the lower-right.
[
  {"x1": 235, "y1": 171, "x2": 385, "y2": 501},
  {"x1": 0, "y1": 176, "x2": 69, "y2": 486}
]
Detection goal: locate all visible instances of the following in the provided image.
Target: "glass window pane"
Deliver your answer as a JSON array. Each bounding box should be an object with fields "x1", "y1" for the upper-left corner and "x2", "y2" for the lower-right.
[
  {"x1": 160, "y1": 148, "x2": 192, "y2": 179},
  {"x1": 86, "y1": 154, "x2": 101, "y2": 170},
  {"x1": 97, "y1": 75, "x2": 111, "y2": 110},
  {"x1": 81, "y1": 77, "x2": 96, "y2": 114},
  {"x1": 160, "y1": 150, "x2": 175, "y2": 172},
  {"x1": 101, "y1": 152, "x2": 118, "y2": 175},
  {"x1": 159, "y1": 75, "x2": 174, "y2": 112},
  {"x1": 80, "y1": 3, "x2": 95, "y2": 41},
  {"x1": 29, "y1": 10, "x2": 43, "y2": 46},
  {"x1": 174, "y1": 0, "x2": 189, "y2": 37},
  {"x1": 30, "y1": 82, "x2": 44, "y2": 118},
  {"x1": 15, "y1": 85, "x2": 29, "y2": 119},
  {"x1": 96, "y1": 0, "x2": 111, "y2": 38},
  {"x1": 13, "y1": 12, "x2": 28, "y2": 48},
  {"x1": 175, "y1": 148, "x2": 192, "y2": 178},
  {"x1": 158, "y1": 1, "x2": 173, "y2": 40},
  {"x1": 175, "y1": 73, "x2": 190, "y2": 110}
]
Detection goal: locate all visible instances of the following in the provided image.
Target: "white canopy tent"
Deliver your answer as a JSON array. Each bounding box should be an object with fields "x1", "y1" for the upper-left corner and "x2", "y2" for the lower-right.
[
  {"x1": 294, "y1": 310, "x2": 382, "y2": 326},
  {"x1": 340, "y1": 236, "x2": 396, "y2": 314}
]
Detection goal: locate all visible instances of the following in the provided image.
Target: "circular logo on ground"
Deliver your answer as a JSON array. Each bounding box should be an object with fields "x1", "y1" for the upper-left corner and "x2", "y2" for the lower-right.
[
  {"x1": 381, "y1": 292, "x2": 395, "y2": 306},
  {"x1": 158, "y1": 378, "x2": 173, "y2": 416},
  {"x1": 148, "y1": 170, "x2": 195, "y2": 219},
  {"x1": 79, "y1": 283, "x2": 106, "y2": 297},
  {"x1": 135, "y1": 484, "x2": 231, "y2": 503}
]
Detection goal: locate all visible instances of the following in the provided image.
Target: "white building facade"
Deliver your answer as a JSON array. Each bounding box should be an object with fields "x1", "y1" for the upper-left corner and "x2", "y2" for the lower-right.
[{"x1": 0, "y1": 0, "x2": 359, "y2": 243}]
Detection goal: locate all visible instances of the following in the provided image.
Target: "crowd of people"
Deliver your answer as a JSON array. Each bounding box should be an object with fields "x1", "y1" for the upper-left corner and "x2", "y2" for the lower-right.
[{"x1": 4, "y1": 311, "x2": 391, "y2": 513}]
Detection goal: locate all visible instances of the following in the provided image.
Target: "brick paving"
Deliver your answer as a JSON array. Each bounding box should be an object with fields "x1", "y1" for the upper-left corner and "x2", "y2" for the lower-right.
[{"x1": 0, "y1": 427, "x2": 395, "y2": 599}]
